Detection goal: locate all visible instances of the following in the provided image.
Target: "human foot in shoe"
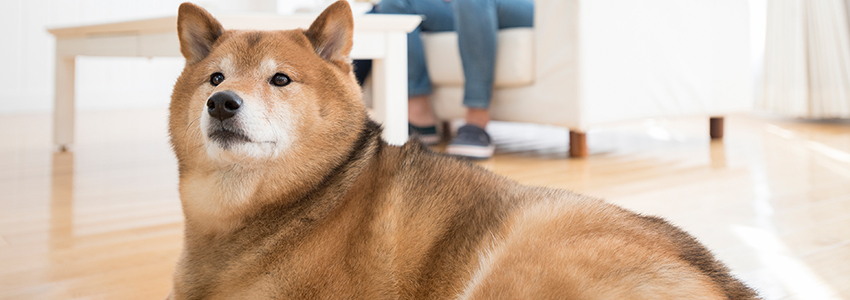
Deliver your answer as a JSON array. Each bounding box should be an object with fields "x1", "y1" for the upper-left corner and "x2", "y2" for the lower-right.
[
  {"x1": 446, "y1": 124, "x2": 494, "y2": 159},
  {"x1": 409, "y1": 124, "x2": 441, "y2": 145}
]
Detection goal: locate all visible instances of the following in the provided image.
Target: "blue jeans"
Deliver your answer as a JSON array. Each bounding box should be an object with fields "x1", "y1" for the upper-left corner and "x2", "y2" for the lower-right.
[{"x1": 378, "y1": 0, "x2": 534, "y2": 109}]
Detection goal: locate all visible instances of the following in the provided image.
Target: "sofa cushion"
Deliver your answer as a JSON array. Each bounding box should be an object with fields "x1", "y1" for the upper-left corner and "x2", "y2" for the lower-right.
[{"x1": 421, "y1": 28, "x2": 534, "y2": 88}]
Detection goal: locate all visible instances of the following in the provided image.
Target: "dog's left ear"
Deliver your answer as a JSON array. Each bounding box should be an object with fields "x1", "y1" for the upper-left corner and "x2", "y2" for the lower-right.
[
  {"x1": 177, "y1": 2, "x2": 224, "y2": 64},
  {"x1": 304, "y1": 1, "x2": 354, "y2": 63}
]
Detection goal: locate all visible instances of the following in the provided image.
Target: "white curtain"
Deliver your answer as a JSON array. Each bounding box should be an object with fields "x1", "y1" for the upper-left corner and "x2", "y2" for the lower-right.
[{"x1": 761, "y1": 0, "x2": 850, "y2": 118}]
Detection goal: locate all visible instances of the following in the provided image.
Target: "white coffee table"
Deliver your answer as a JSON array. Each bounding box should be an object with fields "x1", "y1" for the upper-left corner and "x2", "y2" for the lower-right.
[{"x1": 48, "y1": 13, "x2": 421, "y2": 149}]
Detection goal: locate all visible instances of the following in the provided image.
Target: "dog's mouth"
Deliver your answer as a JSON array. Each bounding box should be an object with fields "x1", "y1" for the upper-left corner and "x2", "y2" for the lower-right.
[{"x1": 209, "y1": 129, "x2": 252, "y2": 147}]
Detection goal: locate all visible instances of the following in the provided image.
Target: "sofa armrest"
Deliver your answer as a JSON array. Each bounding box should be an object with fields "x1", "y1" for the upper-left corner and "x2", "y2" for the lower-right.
[
  {"x1": 534, "y1": 0, "x2": 580, "y2": 83},
  {"x1": 577, "y1": 0, "x2": 751, "y2": 126}
]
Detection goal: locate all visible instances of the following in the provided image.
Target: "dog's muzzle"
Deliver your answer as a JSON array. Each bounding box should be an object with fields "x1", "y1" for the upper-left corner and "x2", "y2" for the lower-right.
[
  {"x1": 207, "y1": 90, "x2": 242, "y2": 121},
  {"x1": 205, "y1": 90, "x2": 253, "y2": 148}
]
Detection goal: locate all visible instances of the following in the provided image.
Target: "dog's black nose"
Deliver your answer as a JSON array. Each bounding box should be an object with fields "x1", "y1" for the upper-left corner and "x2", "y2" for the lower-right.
[{"x1": 207, "y1": 91, "x2": 242, "y2": 121}]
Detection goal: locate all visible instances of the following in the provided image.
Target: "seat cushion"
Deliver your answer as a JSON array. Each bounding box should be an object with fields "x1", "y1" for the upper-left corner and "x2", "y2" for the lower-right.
[{"x1": 421, "y1": 28, "x2": 534, "y2": 88}]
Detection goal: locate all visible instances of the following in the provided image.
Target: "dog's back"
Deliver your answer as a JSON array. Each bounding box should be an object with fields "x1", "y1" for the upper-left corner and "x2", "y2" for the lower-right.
[{"x1": 359, "y1": 141, "x2": 756, "y2": 299}]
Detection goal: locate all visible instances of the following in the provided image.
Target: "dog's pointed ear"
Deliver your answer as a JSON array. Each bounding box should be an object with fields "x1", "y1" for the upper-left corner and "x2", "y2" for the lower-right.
[
  {"x1": 177, "y1": 2, "x2": 224, "y2": 64},
  {"x1": 304, "y1": 1, "x2": 354, "y2": 63}
]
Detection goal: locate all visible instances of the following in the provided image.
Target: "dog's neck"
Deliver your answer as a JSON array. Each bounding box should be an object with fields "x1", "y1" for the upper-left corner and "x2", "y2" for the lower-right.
[
  {"x1": 179, "y1": 162, "x2": 266, "y2": 234},
  {"x1": 179, "y1": 120, "x2": 383, "y2": 236}
]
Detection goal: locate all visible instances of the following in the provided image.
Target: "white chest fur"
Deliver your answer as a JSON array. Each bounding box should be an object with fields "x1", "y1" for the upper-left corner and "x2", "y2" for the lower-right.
[{"x1": 180, "y1": 169, "x2": 263, "y2": 229}]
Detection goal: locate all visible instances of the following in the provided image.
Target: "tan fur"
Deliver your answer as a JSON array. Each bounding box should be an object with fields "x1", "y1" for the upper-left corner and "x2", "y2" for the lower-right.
[{"x1": 167, "y1": 2, "x2": 760, "y2": 299}]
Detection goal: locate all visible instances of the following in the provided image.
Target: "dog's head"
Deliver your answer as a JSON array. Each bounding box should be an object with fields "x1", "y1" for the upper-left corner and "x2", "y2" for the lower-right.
[
  {"x1": 169, "y1": 2, "x2": 369, "y2": 225},
  {"x1": 169, "y1": 1, "x2": 365, "y2": 171}
]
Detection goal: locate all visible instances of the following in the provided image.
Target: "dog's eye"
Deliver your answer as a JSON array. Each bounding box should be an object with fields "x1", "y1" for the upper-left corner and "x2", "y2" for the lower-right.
[
  {"x1": 209, "y1": 72, "x2": 225, "y2": 86},
  {"x1": 270, "y1": 73, "x2": 291, "y2": 87}
]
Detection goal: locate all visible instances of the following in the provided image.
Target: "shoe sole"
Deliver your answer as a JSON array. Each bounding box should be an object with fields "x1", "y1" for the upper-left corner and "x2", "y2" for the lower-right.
[
  {"x1": 446, "y1": 144, "x2": 495, "y2": 159},
  {"x1": 417, "y1": 134, "x2": 441, "y2": 146}
]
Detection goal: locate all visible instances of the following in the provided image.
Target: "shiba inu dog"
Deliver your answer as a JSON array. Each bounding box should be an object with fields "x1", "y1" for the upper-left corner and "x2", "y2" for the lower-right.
[{"x1": 166, "y1": 1, "x2": 759, "y2": 299}]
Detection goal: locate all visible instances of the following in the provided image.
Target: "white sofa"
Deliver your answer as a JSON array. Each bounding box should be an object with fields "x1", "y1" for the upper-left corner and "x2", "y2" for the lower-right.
[{"x1": 421, "y1": 0, "x2": 752, "y2": 157}]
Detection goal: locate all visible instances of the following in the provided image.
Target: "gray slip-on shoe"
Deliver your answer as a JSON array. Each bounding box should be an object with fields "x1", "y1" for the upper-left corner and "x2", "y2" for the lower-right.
[{"x1": 446, "y1": 124, "x2": 494, "y2": 159}]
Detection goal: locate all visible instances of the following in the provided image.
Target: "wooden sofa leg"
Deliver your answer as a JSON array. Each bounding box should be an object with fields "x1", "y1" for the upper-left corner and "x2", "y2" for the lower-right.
[
  {"x1": 710, "y1": 117, "x2": 724, "y2": 139},
  {"x1": 441, "y1": 120, "x2": 452, "y2": 143},
  {"x1": 569, "y1": 130, "x2": 588, "y2": 158}
]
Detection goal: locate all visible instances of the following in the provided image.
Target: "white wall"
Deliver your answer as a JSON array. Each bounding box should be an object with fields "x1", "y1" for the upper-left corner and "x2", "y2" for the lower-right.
[
  {"x1": 0, "y1": 0, "x2": 193, "y2": 113},
  {"x1": 0, "y1": 0, "x2": 763, "y2": 114},
  {"x1": 0, "y1": 0, "x2": 292, "y2": 114},
  {"x1": 750, "y1": 0, "x2": 767, "y2": 104}
]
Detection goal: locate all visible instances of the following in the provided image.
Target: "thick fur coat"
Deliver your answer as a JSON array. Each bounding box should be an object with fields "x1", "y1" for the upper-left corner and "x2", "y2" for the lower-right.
[{"x1": 166, "y1": 2, "x2": 760, "y2": 299}]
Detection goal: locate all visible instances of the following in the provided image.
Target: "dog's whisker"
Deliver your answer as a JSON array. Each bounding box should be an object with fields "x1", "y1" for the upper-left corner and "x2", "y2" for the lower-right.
[{"x1": 186, "y1": 116, "x2": 201, "y2": 134}]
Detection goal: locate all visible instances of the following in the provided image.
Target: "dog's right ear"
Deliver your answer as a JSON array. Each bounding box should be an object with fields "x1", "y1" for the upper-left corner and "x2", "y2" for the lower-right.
[
  {"x1": 304, "y1": 1, "x2": 354, "y2": 64},
  {"x1": 177, "y1": 2, "x2": 224, "y2": 64}
]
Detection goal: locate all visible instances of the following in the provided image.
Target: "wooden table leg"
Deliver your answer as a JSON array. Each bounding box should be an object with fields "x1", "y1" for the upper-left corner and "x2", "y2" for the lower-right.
[
  {"x1": 54, "y1": 53, "x2": 76, "y2": 152},
  {"x1": 371, "y1": 31, "x2": 409, "y2": 146},
  {"x1": 710, "y1": 117, "x2": 724, "y2": 140},
  {"x1": 569, "y1": 130, "x2": 588, "y2": 158}
]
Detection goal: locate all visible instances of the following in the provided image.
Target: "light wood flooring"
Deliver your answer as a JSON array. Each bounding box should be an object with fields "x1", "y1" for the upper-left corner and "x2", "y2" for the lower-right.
[{"x1": 1, "y1": 109, "x2": 849, "y2": 299}]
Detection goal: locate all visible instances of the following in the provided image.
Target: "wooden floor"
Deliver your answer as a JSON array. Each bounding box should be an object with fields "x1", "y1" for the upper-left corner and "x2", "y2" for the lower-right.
[{"x1": 1, "y1": 109, "x2": 849, "y2": 300}]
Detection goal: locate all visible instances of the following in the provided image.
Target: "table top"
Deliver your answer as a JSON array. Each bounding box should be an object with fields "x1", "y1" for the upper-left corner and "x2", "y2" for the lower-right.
[{"x1": 48, "y1": 13, "x2": 422, "y2": 37}]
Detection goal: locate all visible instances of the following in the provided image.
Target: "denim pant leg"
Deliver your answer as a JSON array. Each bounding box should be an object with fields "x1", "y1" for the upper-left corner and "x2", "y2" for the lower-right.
[
  {"x1": 453, "y1": 0, "x2": 534, "y2": 108},
  {"x1": 378, "y1": 0, "x2": 455, "y2": 97}
]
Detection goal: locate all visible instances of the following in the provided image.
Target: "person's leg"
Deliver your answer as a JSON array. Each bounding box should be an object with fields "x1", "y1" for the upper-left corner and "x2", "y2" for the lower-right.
[
  {"x1": 377, "y1": 0, "x2": 442, "y2": 104},
  {"x1": 378, "y1": 0, "x2": 454, "y2": 143},
  {"x1": 453, "y1": 0, "x2": 534, "y2": 127},
  {"x1": 407, "y1": 95, "x2": 434, "y2": 127},
  {"x1": 495, "y1": 0, "x2": 534, "y2": 30},
  {"x1": 492, "y1": 0, "x2": 534, "y2": 134},
  {"x1": 453, "y1": 0, "x2": 497, "y2": 127},
  {"x1": 448, "y1": 0, "x2": 533, "y2": 158}
]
